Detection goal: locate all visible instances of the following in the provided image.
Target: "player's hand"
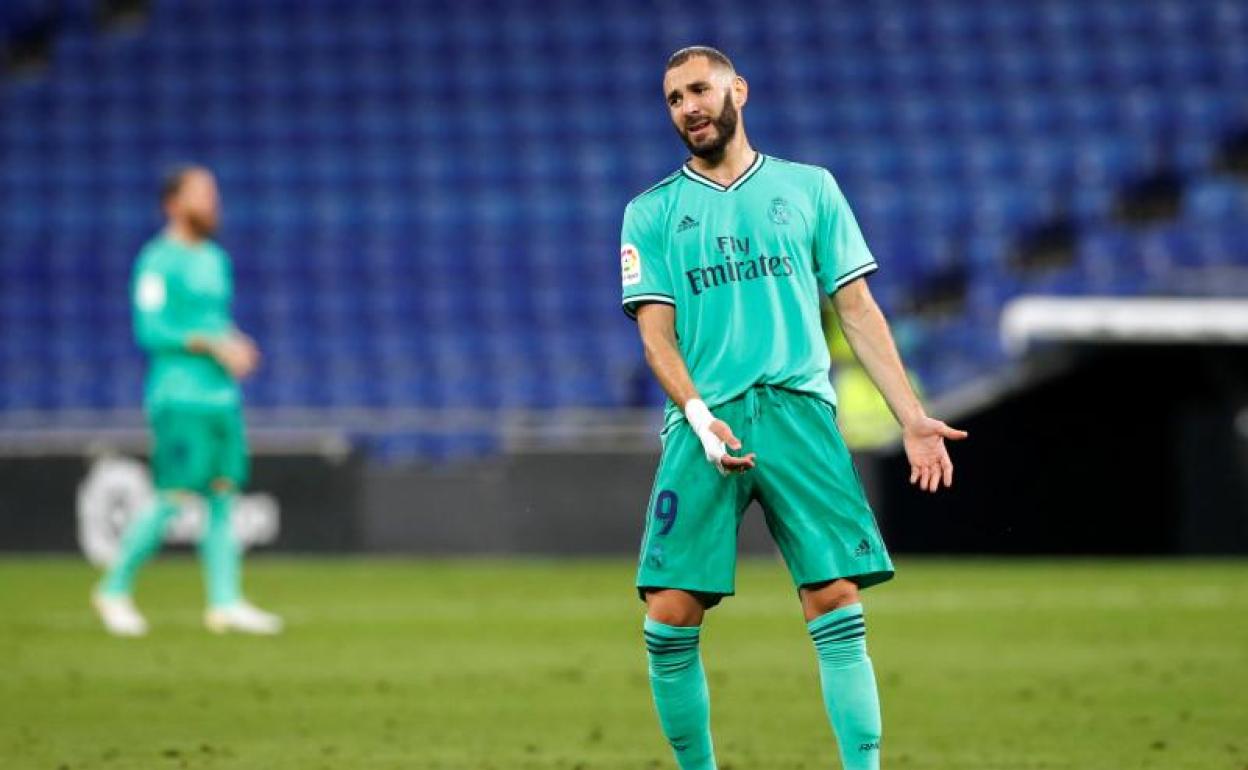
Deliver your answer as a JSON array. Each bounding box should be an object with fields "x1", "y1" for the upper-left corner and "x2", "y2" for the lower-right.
[
  {"x1": 902, "y1": 416, "x2": 967, "y2": 493},
  {"x1": 212, "y1": 334, "x2": 260, "y2": 380},
  {"x1": 685, "y1": 399, "x2": 756, "y2": 476},
  {"x1": 709, "y1": 419, "x2": 756, "y2": 475},
  {"x1": 234, "y1": 331, "x2": 261, "y2": 365}
]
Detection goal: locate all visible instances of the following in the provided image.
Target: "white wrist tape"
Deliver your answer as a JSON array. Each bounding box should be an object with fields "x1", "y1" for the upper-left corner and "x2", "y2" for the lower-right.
[
  {"x1": 684, "y1": 399, "x2": 715, "y2": 433},
  {"x1": 684, "y1": 399, "x2": 727, "y2": 472}
]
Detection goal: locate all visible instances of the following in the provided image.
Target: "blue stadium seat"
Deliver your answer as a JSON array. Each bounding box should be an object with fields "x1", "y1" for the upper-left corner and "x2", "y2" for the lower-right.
[
  {"x1": 1184, "y1": 177, "x2": 1248, "y2": 224},
  {"x1": 1, "y1": 0, "x2": 1245, "y2": 456}
]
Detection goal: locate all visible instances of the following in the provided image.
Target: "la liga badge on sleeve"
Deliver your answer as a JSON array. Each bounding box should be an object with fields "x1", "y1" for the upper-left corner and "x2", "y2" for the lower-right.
[{"x1": 621, "y1": 244, "x2": 642, "y2": 286}]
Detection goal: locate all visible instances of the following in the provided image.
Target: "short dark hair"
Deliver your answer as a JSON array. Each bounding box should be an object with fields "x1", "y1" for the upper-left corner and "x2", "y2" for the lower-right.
[
  {"x1": 666, "y1": 46, "x2": 735, "y2": 74},
  {"x1": 160, "y1": 163, "x2": 206, "y2": 204}
]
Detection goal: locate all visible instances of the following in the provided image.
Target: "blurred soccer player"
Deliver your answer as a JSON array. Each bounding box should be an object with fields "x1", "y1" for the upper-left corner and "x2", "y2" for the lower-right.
[
  {"x1": 92, "y1": 166, "x2": 282, "y2": 637},
  {"x1": 621, "y1": 48, "x2": 966, "y2": 769}
]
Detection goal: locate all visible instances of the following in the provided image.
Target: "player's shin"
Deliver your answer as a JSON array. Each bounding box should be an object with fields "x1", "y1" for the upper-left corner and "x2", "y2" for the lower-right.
[
  {"x1": 98, "y1": 495, "x2": 179, "y2": 597},
  {"x1": 644, "y1": 617, "x2": 717, "y2": 770},
  {"x1": 807, "y1": 603, "x2": 882, "y2": 770},
  {"x1": 200, "y1": 491, "x2": 242, "y2": 609}
]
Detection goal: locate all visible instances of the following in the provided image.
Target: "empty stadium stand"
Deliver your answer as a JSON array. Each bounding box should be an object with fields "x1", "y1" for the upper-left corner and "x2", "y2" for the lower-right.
[{"x1": 2, "y1": 0, "x2": 1246, "y2": 459}]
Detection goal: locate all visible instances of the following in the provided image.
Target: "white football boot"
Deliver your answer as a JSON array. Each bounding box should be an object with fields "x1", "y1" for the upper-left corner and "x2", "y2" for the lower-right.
[
  {"x1": 92, "y1": 592, "x2": 149, "y2": 637},
  {"x1": 204, "y1": 601, "x2": 284, "y2": 635}
]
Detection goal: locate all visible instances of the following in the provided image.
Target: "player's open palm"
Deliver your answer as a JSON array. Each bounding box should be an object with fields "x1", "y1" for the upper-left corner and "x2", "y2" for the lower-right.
[
  {"x1": 902, "y1": 417, "x2": 967, "y2": 493},
  {"x1": 709, "y1": 419, "x2": 756, "y2": 474}
]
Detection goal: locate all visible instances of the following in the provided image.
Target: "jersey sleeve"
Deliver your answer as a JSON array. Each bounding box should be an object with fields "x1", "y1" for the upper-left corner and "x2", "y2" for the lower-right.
[
  {"x1": 812, "y1": 170, "x2": 878, "y2": 295},
  {"x1": 620, "y1": 199, "x2": 675, "y2": 320},
  {"x1": 132, "y1": 251, "x2": 190, "y2": 353}
]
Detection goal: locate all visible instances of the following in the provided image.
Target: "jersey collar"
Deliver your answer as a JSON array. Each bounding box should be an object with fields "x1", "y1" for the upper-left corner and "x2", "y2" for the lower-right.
[{"x1": 681, "y1": 152, "x2": 765, "y2": 192}]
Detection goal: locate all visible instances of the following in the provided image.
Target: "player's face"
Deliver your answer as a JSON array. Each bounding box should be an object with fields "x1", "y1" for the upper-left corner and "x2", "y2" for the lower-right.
[
  {"x1": 169, "y1": 170, "x2": 220, "y2": 238},
  {"x1": 664, "y1": 58, "x2": 742, "y2": 160}
]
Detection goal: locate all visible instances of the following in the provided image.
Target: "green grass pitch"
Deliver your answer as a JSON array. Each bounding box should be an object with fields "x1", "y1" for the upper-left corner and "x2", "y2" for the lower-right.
[{"x1": 2, "y1": 556, "x2": 1246, "y2": 769}]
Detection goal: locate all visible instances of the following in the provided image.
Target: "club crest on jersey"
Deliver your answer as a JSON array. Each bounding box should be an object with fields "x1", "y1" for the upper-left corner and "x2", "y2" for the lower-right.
[
  {"x1": 768, "y1": 197, "x2": 791, "y2": 225},
  {"x1": 620, "y1": 243, "x2": 642, "y2": 286}
]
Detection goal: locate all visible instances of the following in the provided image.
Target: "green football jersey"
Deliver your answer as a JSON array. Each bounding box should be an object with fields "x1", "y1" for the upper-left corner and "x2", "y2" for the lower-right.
[
  {"x1": 132, "y1": 234, "x2": 240, "y2": 411},
  {"x1": 620, "y1": 153, "x2": 877, "y2": 430}
]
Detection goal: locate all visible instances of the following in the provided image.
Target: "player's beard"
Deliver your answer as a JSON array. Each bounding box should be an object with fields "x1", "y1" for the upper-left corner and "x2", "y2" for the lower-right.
[
  {"x1": 184, "y1": 209, "x2": 219, "y2": 239},
  {"x1": 678, "y1": 91, "x2": 740, "y2": 163}
]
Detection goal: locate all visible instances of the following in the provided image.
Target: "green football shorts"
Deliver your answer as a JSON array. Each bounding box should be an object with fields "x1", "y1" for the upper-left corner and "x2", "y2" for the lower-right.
[
  {"x1": 636, "y1": 385, "x2": 894, "y2": 604},
  {"x1": 149, "y1": 405, "x2": 250, "y2": 494}
]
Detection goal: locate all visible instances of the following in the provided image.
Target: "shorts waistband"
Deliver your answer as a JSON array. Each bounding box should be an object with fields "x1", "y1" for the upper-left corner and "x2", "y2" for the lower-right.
[{"x1": 736, "y1": 384, "x2": 809, "y2": 422}]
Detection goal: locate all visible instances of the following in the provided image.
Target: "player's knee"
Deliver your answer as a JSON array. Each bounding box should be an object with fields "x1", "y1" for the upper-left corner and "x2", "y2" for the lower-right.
[
  {"x1": 800, "y1": 579, "x2": 861, "y2": 620},
  {"x1": 210, "y1": 477, "x2": 237, "y2": 495},
  {"x1": 163, "y1": 489, "x2": 196, "y2": 508},
  {"x1": 648, "y1": 605, "x2": 702, "y2": 627},
  {"x1": 644, "y1": 589, "x2": 705, "y2": 627}
]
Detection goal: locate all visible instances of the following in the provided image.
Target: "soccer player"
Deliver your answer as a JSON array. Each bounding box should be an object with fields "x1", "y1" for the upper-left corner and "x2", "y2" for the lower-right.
[
  {"x1": 622, "y1": 48, "x2": 966, "y2": 770},
  {"x1": 92, "y1": 165, "x2": 282, "y2": 637}
]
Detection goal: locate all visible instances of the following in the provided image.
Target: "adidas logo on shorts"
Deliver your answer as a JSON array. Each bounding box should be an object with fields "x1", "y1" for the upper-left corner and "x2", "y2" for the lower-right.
[{"x1": 853, "y1": 538, "x2": 872, "y2": 557}]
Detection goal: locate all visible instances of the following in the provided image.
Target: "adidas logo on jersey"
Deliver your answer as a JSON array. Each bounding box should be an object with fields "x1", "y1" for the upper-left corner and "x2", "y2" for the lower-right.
[{"x1": 676, "y1": 215, "x2": 699, "y2": 233}]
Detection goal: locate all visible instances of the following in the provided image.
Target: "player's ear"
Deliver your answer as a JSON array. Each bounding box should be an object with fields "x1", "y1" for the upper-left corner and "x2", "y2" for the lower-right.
[{"x1": 732, "y1": 75, "x2": 748, "y2": 108}]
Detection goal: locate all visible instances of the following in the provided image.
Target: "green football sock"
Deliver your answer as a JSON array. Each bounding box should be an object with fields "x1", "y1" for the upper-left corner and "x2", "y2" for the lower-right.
[
  {"x1": 644, "y1": 617, "x2": 716, "y2": 770},
  {"x1": 98, "y1": 495, "x2": 179, "y2": 597},
  {"x1": 200, "y1": 492, "x2": 242, "y2": 609},
  {"x1": 808, "y1": 603, "x2": 882, "y2": 770}
]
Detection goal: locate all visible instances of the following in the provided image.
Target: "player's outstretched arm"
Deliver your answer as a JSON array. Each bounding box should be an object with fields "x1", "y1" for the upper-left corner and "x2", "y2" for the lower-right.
[
  {"x1": 831, "y1": 278, "x2": 967, "y2": 492},
  {"x1": 635, "y1": 303, "x2": 755, "y2": 474}
]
